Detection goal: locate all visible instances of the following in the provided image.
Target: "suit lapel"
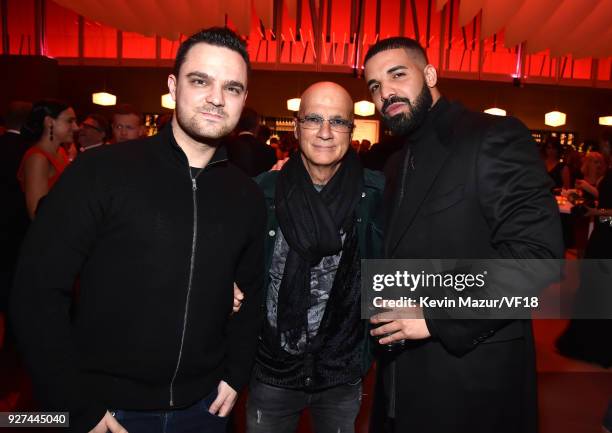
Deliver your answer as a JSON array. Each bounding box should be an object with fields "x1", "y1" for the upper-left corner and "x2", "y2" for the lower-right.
[{"x1": 385, "y1": 131, "x2": 451, "y2": 257}]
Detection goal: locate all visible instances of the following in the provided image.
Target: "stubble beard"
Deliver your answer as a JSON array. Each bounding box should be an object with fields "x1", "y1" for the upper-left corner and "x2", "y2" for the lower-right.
[{"x1": 175, "y1": 103, "x2": 233, "y2": 147}]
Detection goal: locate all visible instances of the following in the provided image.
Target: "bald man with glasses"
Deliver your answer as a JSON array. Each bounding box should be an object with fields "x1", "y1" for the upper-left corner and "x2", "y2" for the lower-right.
[
  {"x1": 244, "y1": 81, "x2": 384, "y2": 433},
  {"x1": 78, "y1": 114, "x2": 109, "y2": 152}
]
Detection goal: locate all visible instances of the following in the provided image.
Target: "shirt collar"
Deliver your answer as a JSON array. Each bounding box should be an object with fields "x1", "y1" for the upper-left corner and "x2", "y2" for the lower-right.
[{"x1": 81, "y1": 142, "x2": 105, "y2": 152}]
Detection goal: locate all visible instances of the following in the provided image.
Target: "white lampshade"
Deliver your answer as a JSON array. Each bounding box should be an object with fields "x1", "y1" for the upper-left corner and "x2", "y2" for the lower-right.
[
  {"x1": 599, "y1": 116, "x2": 612, "y2": 126},
  {"x1": 484, "y1": 107, "x2": 507, "y2": 116},
  {"x1": 354, "y1": 100, "x2": 375, "y2": 116},
  {"x1": 545, "y1": 111, "x2": 566, "y2": 127},
  {"x1": 161, "y1": 93, "x2": 175, "y2": 109},
  {"x1": 287, "y1": 98, "x2": 301, "y2": 111},
  {"x1": 92, "y1": 92, "x2": 116, "y2": 106}
]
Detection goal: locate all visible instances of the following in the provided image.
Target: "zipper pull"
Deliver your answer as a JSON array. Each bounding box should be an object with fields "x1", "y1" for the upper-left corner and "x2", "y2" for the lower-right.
[{"x1": 191, "y1": 178, "x2": 197, "y2": 191}]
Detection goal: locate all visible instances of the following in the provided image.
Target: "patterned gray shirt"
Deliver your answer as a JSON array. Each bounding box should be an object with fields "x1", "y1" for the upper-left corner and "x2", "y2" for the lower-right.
[{"x1": 267, "y1": 227, "x2": 343, "y2": 355}]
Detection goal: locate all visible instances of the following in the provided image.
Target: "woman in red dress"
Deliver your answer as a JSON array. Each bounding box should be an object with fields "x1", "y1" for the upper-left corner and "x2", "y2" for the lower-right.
[{"x1": 17, "y1": 100, "x2": 79, "y2": 219}]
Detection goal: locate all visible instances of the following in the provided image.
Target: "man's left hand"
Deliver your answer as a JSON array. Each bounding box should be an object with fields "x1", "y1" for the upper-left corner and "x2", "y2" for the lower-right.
[
  {"x1": 208, "y1": 381, "x2": 238, "y2": 417},
  {"x1": 370, "y1": 315, "x2": 431, "y2": 344}
]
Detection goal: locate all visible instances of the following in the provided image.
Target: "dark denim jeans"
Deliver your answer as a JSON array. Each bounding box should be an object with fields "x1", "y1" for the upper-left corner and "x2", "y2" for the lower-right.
[
  {"x1": 111, "y1": 388, "x2": 228, "y2": 433},
  {"x1": 246, "y1": 378, "x2": 362, "y2": 433}
]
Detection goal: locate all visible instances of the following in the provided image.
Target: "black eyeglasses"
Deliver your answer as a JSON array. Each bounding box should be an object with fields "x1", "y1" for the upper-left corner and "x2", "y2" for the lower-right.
[
  {"x1": 296, "y1": 115, "x2": 354, "y2": 133},
  {"x1": 81, "y1": 123, "x2": 104, "y2": 133}
]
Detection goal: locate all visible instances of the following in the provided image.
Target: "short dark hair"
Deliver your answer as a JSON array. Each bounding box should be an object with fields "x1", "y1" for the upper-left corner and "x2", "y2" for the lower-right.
[
  {"x1": 237, "y1": 107, "x2": 259, "y2": 133},
  {"x1": 86, "y1": 113, "x2": 110, "y2": 140},
  {"x1": 5, "y1": 101, "x2": 32, "y2": 130},
  {"x1": 173, "y1": 27, "x2": 251, "y2": 78},
  {"x1": 257, "y1": 124, "x2": 272, "y2": 142},
  {"x1": 364, "y1": 36, "x2": 429, "y2": 67},
  {"x1": 541, "y1": 136, "x2": 562, "y2": 158},
  {"x1": 155, "y1": 113, "x2": 173, "y2": 132},
  {"x1": 21, "y1": 99, "x2": 70, "y2": 142},
  {"x1": 112, "y1": 104, "x2": 143, "y2": 125}
]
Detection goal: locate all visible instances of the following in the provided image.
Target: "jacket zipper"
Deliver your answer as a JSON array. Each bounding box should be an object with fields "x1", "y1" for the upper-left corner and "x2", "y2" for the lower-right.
[{"x1": 168, "y1": 159, "x2": 226, "y2": 406}]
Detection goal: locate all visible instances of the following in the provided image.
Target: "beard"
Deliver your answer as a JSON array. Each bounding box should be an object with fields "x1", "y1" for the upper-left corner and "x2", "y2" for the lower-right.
[
  {"x1": 381, "y1": 81, "x2": 433, "y2": 136},
  {"x1": 174, "y1": 103, "x2": 233, "y2": 146}
]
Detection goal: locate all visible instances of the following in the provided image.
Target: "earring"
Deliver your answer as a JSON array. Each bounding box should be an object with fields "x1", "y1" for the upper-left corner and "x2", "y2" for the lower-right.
[{"x1": 49, "y1": 124, "x2": 54, "y2": 141}]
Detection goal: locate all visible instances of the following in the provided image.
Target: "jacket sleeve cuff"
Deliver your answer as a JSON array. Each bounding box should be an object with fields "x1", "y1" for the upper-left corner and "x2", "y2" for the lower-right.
[
  {"x1": 69, "y1": 405, "x2": 107, "y2": 433},
  {"x1": 222, "y1": 366, "x2": 252, "y2": 393},
  {"x1": 424, "y1": 315, "x2": 438, "y2": 339}
]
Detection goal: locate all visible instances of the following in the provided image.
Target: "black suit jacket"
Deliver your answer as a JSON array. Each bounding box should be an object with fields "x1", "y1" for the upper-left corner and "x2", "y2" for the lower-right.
[
  {"x1": 0, "y1": 131, "x2": 29, "y2": 244},
  {"x1": 0, "y1": 132, "x2": 29, "y2": 310},
  {"x1": 225, "y1": 133, "x2": 276, "y2": 177},
  {"x1": 381, "y1": 99, "x2": 563, "y2": 433}
]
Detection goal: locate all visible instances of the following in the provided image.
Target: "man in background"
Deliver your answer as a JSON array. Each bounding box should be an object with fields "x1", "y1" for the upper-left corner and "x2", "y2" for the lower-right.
[
  {"x1": 111, "y1": 103, "x2": 145, "y2": 143},
  {"x1": 225, "y1": 107, "x2": 276, "y2": 176},
  {"x1": 0, "y1": 101, "x2": 31, "y2": 314},
  {"x1": 78, "y1": 114, "x2": 109, "y2": 152}
]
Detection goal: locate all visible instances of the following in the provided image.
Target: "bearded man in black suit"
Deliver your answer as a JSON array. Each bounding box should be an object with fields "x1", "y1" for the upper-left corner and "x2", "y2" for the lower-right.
[{"x1": 363, "y1": 37, "x2": 563, "y2": 433}]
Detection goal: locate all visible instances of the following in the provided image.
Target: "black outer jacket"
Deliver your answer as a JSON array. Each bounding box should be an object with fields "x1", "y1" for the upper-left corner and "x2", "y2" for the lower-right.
[
  {"x1": 252, "y1": 169, "x2": 385, "y2": 391},
  {"x1": 10, "y1": 126, "x2": 267, "y2": 432},
  {"x1": 381, "y1": 98, "x2": 563, "y2": 433}
]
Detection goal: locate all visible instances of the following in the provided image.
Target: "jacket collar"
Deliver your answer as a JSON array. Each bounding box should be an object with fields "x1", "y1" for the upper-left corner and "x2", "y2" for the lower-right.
[
  {"x1": 164, "y1": 123, "x2": 228, "y2": 168},
  {"x1": 384, "y1": 97, "x2": 463, "y2": 257},
  {"x1": 404, "y1": 97, "x2": 456, "y2": 151}
]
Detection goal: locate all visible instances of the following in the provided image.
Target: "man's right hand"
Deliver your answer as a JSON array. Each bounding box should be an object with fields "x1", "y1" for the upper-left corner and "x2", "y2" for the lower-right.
[
  {"x1": 88, "y1": 411, "x2": 127, "y2": 433},
  {"x1": 232, "y1": 283, "x2": 244, "y2": 314}
]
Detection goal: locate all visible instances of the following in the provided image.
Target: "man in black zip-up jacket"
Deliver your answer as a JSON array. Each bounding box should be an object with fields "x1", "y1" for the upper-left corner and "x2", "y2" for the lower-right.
[{"x1": 10, "y1": 28, "x2": 266, "y2": 433}]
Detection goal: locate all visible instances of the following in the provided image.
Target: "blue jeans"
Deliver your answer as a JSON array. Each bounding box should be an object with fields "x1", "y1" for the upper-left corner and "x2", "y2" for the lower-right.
[
  {"x1": 111, "y1": 389, "x2": 228, "y2": 433},
  {"x1": 246, "y1": 378, "x2": 362, "y2": 433}
]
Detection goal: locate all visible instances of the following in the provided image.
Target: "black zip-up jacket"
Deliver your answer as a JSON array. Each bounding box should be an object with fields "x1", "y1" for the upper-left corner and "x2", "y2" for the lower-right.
[{"x1": 10, "y1": 125, "x2": 266, "y2": 432}]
